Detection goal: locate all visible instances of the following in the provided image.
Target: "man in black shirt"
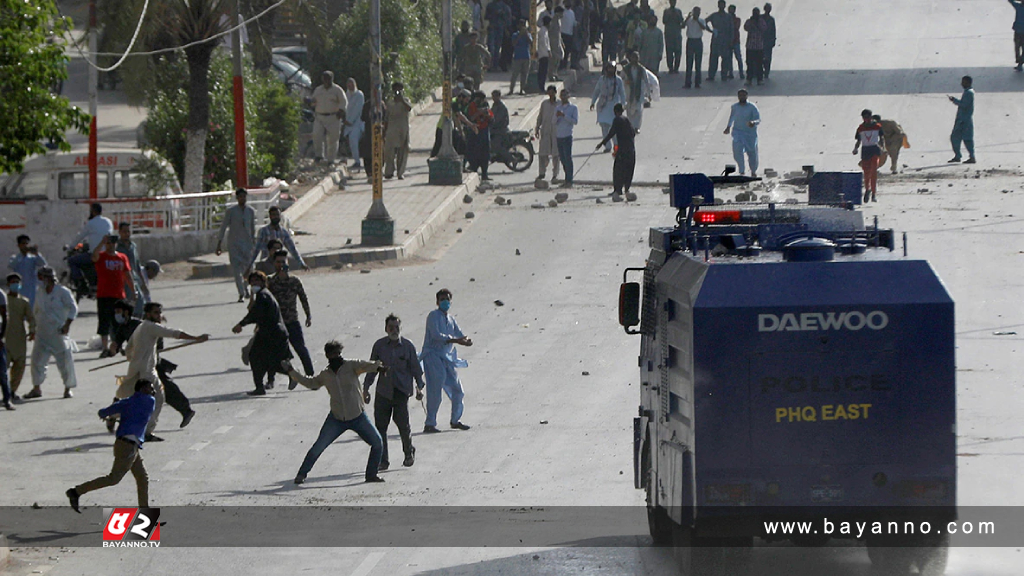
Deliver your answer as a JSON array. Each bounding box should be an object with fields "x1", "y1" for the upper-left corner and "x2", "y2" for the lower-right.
[
  {"x1": 363, "y1": 314, "x2": 425, "y2": 469},
  {"x1": 595, "y1": 103, "x2": 636, "y2": 201}
]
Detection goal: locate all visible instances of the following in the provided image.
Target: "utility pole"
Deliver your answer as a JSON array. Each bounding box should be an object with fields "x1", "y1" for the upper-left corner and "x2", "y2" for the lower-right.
[
  {"x1": 88, "y1": 0, "x2": 98, "y2": 199},
  {"x1": 427, "y1": 0, "x2": 463, "y2": 185},
  {"x1": 231, "y1": 0, "x2": 248, "y2": 188},
  {"x1": 361, "y1": 0, "x2": 394, "y2": 246}
]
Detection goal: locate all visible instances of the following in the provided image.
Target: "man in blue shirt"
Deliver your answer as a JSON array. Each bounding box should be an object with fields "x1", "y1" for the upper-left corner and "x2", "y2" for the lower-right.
[
  {"x1": 509, "y1": 21, "x2": 532, "y2": 95},
  {"x1": 421, "y1": 289, "x2": 474, "y2": 433},
  {"x1": 1010, "y1": 0, "x2": 1024, "y2": 71},
  {"x1": 723, "y1": 88, "x2": 761, "y2": 177},
  {"x1": 555, "y1": 89, "x2": 580, "y2": 188},
  {"x1": 8, "y1": 235, "x2": 46, "y2": 308},
  {"x1": 67, "y1": 379, "x2": 157, "y2": 512},
  {"x1": 948, "y1": 76, "x2": 976, "y2": 164},
  {"x1": 364, "y1": 314, "x2": 425, "y2": 469}
]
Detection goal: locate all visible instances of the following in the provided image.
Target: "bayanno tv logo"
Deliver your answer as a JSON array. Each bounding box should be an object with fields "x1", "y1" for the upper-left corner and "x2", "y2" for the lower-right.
[{"x1": 102, "y1": 508, "x2": 161, "y2": 548}]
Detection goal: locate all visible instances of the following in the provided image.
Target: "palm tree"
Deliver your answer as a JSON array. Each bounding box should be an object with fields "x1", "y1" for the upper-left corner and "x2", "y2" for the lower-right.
[{"x1": 167, "y1": 0, "x2": 230, "y2": 193}]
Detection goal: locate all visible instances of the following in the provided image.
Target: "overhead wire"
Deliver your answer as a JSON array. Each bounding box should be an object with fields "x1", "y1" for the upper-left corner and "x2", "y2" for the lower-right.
[{"x1": 57, "y1": 0, "x2": 287, "y2": 68}]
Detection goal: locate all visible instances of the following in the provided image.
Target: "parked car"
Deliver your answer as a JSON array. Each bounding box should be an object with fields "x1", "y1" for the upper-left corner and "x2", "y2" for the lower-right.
[
  {"x1": 272, "y1": 46, "x2": 307, "y2": 68},
  {"x1": 271, "y1": 54, "x2": 312, "y2": 100}
]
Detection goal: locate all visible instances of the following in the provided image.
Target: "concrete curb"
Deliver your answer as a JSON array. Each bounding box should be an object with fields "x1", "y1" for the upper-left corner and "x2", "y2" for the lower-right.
[
  {"x1": 190, "y1": 173, "x2": 480, "y2": 278},
  {"x1": 283, "y1": 168, "x2": 347, "y2": 224}
]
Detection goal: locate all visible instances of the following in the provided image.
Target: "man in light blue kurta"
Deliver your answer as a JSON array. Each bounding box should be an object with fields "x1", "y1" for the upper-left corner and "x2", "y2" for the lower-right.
[
  {"x1": 216, "y1": 188, "x2": 256, "y2": 302},
  {"x1": 724, "y1": 89, "x2": 761, "y2": 176},
  {"x1": 8, "y1": 235, "x2": 47, "y2": 308},
  {"x1": 420, "y1": 289, "x2": 473, "y2": 433},
  {"x1": 948, "y1": 75, "x2": 976, "y2": 164}
]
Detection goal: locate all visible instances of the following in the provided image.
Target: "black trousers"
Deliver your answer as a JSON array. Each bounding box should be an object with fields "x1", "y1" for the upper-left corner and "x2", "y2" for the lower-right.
[
  {"x1": 373, "y1": 391, "x2": 414, "y2": 465},
  {"x1": 537, "y1": 57, "x2": 550, "y2": 92},
  {"x1": 746, "y1": 48, "x2": 765, "y2": 83},
  {"x1": 159, "y1": 364, "x2": 191, "y2": 416},
  {"x1": 763, "y1": 46, "x2": 774, "y2": 77},
  {"x1": 685, "y1": 38, "x2": 703, "y2": 86},
  {"x1": 613, "y1": 150, "x2": 636, "y2": 194},
  {"x1": 707, "y1": 43, "x2": 732, "y2": 79}
]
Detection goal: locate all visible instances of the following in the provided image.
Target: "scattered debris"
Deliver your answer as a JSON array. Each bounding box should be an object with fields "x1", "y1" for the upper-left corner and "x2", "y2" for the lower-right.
[
  {"x1": 662, "y1": 187, "x2": 671, "y2": 194},
  {"x1": 565, "y1": 276, "x2": 571, "y2": 279},
  {"x1": 534, "y1": 179, "x2": 550, "y2": 190},
  {"x1": 764, "y1": 169, "x2": 778, "y2": 178},
  {"x1": 713, "y1": 198, "x2": 725, "y2": 205},
  {"x1": 993, "y1": 331, "x2": 1017, "y2": 336},
  {"x1": 784, "y1": 198, "x2": 799, "y2": 204},
  {"x1": 596, "y1": 198, "x2": 604, "y2": 204},
  {"x1": 554, "y1": 192, "x2": 569, "y2": 203},
  {"x1": 531, "y1": 202, "x2": 546, "y2": 209},
  {"x1": 495, "y1": 195, "x2": 509, "y2": 205},
  {"x1": 515, "y1": 248, "x2": 521, "y2": 255},
  {"x1": 463, "y1": 194, "x2": 473, "y2": 203},
  {"x1": 540, "y1": 420, "x2": 549, "y2": 425},
  {"x1": 494, "y1": 300, "x2": 505, "y2": 306},
  {"x1": 360, "y1": 269, "x2": 371, "y2": 274},
  {"x1": 625, "y1": 192, "x2": 638, "y2": 202},
  {"x1": 345, "y1": 238, "x2": 353, "y2": 245},
  {"x1": 470, "y1": 278, "x2": 476, "y2": 282},
  {"x1": 32, "y1": 502, "x2": 41, "y2": 509},
  {"x1": 533, "y1": 555, "x2": 541, "y2": 560},
  {"x1": 547, "y1": 199, "x2": 558, "y2": 207},
  {"x1": 465, "y1": 211, "x2": 475, "y2": 219},
  {"x1": 404, "y1": 229, "x2": 410, "y2": 234},
  {"x1": 456, "y1": 228, "x2": 463, "y2": 233},
  {"x1": 582, "y1": 371, "x2": 590, "y2": 376}
]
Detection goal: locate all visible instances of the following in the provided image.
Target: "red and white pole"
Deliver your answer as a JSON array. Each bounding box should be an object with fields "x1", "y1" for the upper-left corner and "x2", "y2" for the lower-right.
[
  {"x1": 88, "y1": 0, "x2": 98, "y2": 199},
  {"x1": 231, "y1": 0, "x2": 248, "y2": 188}
]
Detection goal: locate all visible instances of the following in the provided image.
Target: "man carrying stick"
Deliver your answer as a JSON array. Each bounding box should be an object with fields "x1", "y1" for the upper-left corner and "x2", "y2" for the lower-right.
[{"x1": 112, "y1": 302, "x2": 208, "y2": 442}]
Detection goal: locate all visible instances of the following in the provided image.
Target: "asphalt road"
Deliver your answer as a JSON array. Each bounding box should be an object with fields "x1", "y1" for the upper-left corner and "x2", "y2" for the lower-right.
[{"x1": 4, "y1": 0, "x2": 1023, "y2": 574}]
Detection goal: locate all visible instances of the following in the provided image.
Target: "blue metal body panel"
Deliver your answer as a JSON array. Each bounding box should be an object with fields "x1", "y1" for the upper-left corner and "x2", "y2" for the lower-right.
[{"x1": 688, "y1": 259, "x2": 955, "y2": 509}]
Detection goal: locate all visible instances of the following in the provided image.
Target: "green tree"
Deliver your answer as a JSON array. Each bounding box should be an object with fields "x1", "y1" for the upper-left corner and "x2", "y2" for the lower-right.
[
  {"x1": 314, "y1": 0, "x2": 469, "y2": 104},
  {"x1": 0, "y1": 0, "x2": 90, "y2": 174},
  {"x1": 145, "y1": 52, "x2": 299, "y2": 191}
]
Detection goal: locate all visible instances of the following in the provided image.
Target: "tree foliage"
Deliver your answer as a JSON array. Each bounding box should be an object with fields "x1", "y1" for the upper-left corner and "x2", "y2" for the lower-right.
[
  {"x1": 0, "y1": 0, "x2": 90, "y2": 173},
  {"x1": 144, "y1": 52, "x2": 299, "y2": 191},
  {"x1": 313, "y1": 0, "x2": 470, "y2": 103}
]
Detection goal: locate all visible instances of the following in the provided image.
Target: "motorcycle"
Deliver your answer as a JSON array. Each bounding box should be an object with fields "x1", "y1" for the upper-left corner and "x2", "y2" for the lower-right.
[
  {"x1": 62, "y1": 243, "x2": 96, "y2": 303},
  {"x1": 490, "y1": 130, "x2": 535, "y2": 173}
]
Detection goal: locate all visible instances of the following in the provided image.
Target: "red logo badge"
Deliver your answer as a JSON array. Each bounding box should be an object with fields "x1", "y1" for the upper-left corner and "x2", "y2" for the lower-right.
[{"x1": 103, "y1": 508, "x2": 161, "y2": 542}]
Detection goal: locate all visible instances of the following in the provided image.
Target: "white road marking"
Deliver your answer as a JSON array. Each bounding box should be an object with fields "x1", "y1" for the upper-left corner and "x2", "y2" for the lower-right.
[
  {"x1": 236, "y1": 409, "x2": 256, "y2": 418},
  {"x1": 188, "y1": 441, "x2": 210, "y2": 452},
  {"x1": 162, "y1": 460, "x2": 184, "y2": 471},
  {"x1": 348, "y1": 551, "x2": 386, "y2": 576},
  {"x1": 213, "y1": 425, "x2": 233, "y2": 435}
]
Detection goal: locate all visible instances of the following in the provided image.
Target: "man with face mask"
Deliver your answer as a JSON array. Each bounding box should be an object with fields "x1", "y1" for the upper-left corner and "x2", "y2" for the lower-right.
[
  {"x1": 113, "y1": 302, "x2": 208, "y2": 441},
  {"x1": 268, "y1": 250, "x2": 314, "y2": 377},
  {"x1": 248, "y1": 206, "x2": 309, "y2": 273},
  {"x1": 107, "y1": 300, "x2": 198, "y2": 431},
  {"x1": 233, "y1": 271, "x2": 292, "y2": 396},
  {"x1": 363, "y1": 314, "x2": 425, "y2": 469},
  {"x1": 8, "y1": 234, "x2": 47, "y2": 308},
  {"x1": 283, "y1": 340, "x2": 386, "y2": 484},
  {"x1": 421, "y1": 289, "x2": 474, "y2": 433},
  {"x1": 25, "y1": 267, "x2": 77, "y2": 400},
  {"x1": 4, "y1": 273, "x2": 34, "y2": 405}
]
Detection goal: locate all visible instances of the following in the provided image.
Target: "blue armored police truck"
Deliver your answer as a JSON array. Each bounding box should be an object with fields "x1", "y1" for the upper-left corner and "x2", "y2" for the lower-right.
[{"x1": 618, "y1": 173, "x2": 955, "y2": 575}]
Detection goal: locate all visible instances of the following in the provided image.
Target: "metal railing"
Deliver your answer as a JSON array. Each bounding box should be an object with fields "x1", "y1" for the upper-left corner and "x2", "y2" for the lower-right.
[{"x1": 73, "y1": 182, "x2": 282, "y2": 234}]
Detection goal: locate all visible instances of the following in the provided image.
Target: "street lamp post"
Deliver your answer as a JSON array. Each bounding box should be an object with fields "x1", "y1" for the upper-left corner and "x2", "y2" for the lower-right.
[
  {"x1": 361, "y1": 0, "x2": 394, "y2": 246},
  {"x1": 427, "y1": 0, "x2": 463, "y2": 185}
]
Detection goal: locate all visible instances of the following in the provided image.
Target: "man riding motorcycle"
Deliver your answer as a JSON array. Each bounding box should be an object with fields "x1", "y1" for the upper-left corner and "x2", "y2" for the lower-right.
[{"x1": 66, "y1": 203, "x2": 113, "y2": 294}]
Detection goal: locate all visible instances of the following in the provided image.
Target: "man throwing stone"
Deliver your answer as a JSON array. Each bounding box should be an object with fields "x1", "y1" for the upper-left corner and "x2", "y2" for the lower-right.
[
  {"x1": 284, "y1": 341, "x2": 386, "y2": 484},
  {"x1": 422, "y1": 289, "x2": 473, "y2": 433}
]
